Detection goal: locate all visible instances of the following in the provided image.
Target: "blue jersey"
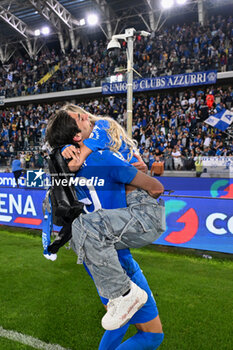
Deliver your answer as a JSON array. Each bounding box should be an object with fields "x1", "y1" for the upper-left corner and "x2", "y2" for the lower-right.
[
  {"x1": 63, "y1": 119, "x2": 137, "y2": 205},
  {"x1": 75, "y1": 150, "x2": 137, "y2": 211},
  {"x1": 76, "y1": 150, "x2": 158, "y2": 323},
  {"x1": 83, "y1": 119, "x2": 137, "y2": 163}
]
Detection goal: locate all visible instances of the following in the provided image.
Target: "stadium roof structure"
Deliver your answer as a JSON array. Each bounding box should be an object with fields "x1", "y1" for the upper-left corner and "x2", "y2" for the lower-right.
[{"x1": 0, "y1": 0, "x2": 232, "y2": 61}]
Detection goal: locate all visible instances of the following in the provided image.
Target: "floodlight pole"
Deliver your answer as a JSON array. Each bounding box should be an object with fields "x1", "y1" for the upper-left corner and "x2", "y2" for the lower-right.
[
  {"x1": 198, "y1": 0, "x2": 205, "y2": 26},
  {"x1": 108, "y1": 28, "x2": 150, "y2": 137},
  {"x1": 125, "y1": 29, "x2": 135, "y2": 138}
]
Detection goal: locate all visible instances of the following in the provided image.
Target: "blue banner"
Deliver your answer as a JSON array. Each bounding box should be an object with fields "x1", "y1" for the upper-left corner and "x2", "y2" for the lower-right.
[
  {"x1": 102, "y1": 70, "x2": 217, "y2": 95},
  {"x1": 0, "y1": 171, "x2": 49, "y2": 188},
  {"x1": 0, "y1": 187, "x2": 45, "y2": 229},
  {"x1": 0, "y1": 176, "x2": 232, "y2": 254},
  {"x1": 155, "y1": 196, "x2": 233, "y2": 254},
  {"x1": 158, "y1": 177, "x2": 233, "y2": 198},
  {"x1": 0, "y1": 173, "x2": 22, "y2": 188},
  {"x1": 0, "y1": 186, "x2": 62, "y2": 232}
]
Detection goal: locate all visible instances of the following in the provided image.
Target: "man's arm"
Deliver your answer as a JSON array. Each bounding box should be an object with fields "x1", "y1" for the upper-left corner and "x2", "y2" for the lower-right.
[
  {"x1": 108, "y1": 151, "x2": 164, "y2": 199},
  {"x1": 129, "y1": 170, "x2": 164, "y2": 199}
]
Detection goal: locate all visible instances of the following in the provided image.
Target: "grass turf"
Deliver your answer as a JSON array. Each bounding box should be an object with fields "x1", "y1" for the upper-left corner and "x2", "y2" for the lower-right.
[{"x1": 0, "y1": 228, "x2": 232, "y2": 350}]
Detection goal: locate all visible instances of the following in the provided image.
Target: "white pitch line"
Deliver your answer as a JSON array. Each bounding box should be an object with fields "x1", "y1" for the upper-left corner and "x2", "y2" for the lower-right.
[{"x1": 0, "y1": 326, "x2": 70, "y2": 350}]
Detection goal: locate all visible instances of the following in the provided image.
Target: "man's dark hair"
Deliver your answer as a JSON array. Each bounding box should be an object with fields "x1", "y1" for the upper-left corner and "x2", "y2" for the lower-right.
[{"x1": 46, "y1": 110, "x2": 80, "y2": 148}]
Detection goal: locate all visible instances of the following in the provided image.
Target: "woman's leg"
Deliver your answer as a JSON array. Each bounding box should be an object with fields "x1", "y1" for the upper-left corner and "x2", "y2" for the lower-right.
[
  {"x1": 71, "y1": 190, "x2": 165, "y2": 299},
  {"x1": 72, "y1": 215, "x2": 131, "y2": 299}
]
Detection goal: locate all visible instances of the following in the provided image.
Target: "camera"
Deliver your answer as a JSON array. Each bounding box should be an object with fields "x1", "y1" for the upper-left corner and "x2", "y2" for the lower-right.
[{"x1": 107, "y1": 38, "x2": 121, "y2": 57}]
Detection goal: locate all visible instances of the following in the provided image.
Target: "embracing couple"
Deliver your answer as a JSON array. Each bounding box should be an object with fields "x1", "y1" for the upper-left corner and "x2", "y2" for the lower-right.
[{"x1": 45, "y1": 104, "x2": 165, "y2": 350}]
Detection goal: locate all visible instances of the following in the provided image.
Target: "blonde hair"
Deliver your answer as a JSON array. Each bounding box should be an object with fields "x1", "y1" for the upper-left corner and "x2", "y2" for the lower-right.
[{"x1": 61, "y1": 103, "x2": 138, "y2": 161}]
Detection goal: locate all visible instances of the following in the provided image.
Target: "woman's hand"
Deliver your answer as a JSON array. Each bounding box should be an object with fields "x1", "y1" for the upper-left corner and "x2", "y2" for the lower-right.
[
  {"x1": 131, "y1": 153, "x2": 148, "y2": 173},
  {"x1": 68, "y1": 157, "x2": 81, "y2": 173},
  {"x1": 62, "y1": 146, "x2": 81, "y2": 172},
  {"x1": 62, "y1": 145, "x2": 80, "y2": 161}
]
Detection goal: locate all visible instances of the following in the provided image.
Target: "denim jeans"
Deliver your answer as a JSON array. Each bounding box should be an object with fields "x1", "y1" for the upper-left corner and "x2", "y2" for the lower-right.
[{"x1": 71, "y1": 189, "x2": 166, "y2": 299}]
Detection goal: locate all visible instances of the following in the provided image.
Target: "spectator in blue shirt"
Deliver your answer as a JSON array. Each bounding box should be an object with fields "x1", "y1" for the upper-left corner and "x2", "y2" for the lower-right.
[{"x1": 12, "y1": 155, "x2": 22, "y2": 188}]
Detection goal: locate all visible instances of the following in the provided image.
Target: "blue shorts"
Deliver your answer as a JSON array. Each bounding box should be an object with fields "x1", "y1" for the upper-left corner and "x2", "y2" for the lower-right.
[{"x1": 84, "y1": 249, "x2": 158, "y2": 324}]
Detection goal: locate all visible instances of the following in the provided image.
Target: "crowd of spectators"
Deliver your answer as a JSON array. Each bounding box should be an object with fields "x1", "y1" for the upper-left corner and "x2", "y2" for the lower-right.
[
  {"x1": 88, "y1": 85, "x2": 233, "y2": 172},
  {"x1": 0, "y1": 103, "x2": 54, "y2": 169},
  {"x1": 0, "y1": 84, "x2": 232, "y2": 172},
  {"x1": 0, "y1": 15, "x2": 233, "y2": 98}
]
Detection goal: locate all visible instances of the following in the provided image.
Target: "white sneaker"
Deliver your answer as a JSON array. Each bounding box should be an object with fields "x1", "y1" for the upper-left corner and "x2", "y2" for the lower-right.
[
  {"x1": 43, "y1": 253, "x2": 57, "y2": 261},
  {"x1": 101, "y1": 281, "x2": 148, "y2": 330}
]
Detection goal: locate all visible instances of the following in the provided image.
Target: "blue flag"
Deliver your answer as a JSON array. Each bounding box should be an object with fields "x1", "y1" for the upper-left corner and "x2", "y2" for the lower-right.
[{"x1": 205, "y1": 109, "x2": 233, "y2": 131}]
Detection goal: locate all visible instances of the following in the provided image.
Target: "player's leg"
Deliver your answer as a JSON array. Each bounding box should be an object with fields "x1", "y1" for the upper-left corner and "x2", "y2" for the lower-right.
[
  {"x1": 115, "y1": 259, "x2": 164, "y2": 349},
  {"x1": 135, "y1": 315, "x2": 163, "y2": 333},
  {"x1": 109, "y1": 253, "x2": 164, "y2": 349},
  {"x1": 98, "y1": 316, "x2": 164, "y2": 350},
  {"x1": 98, "y1": 324, "x2": 129, "y2": 350},
  {"x1": 113, "y1": 294, "x2": 164, "y2": 350},
  {"x1": 115, "y1": 330, "x2": 164, "y2": 350},
  {"x1": 98, "y1": 317, "x2": 164, "y2": 350}
]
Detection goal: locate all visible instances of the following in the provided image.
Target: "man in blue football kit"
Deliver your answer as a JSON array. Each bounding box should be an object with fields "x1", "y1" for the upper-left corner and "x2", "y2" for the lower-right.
[
  {"x1": 70, "y1": 149, "x2": 164, "y2": 349},
  {"x1": 45, "y1": 110, "x2": 164, "y2": 348}
]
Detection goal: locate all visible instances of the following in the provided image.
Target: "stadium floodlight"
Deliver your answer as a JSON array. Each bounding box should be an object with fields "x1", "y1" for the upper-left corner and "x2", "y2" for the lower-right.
[
  {"x1": 87, "y1": 13, "x2": 98, "y2": 26},
  {"x1": 161, "y1": 0, "x2": 174, "y2": 9},
  {"x1": 41, "y1": 26, "x2": 50, "y2": 35},
  {"x1": 176, "y1": 0, "x2": 187, "y2": 4},
  {"x1": 34, "y1": 29, "x2": 40, "y2": 36},
  {"x1": 79, "y1": 18, "x2": 86, "y2": 26}
]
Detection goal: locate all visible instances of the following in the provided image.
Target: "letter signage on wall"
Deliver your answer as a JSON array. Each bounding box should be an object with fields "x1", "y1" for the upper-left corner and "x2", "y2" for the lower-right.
[{"x1": 102, "y1": 71, "x2": 217, "y2": 95}]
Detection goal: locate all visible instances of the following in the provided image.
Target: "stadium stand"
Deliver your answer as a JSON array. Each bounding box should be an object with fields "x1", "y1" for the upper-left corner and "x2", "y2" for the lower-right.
[
  {"x1": 1, "y1": 85, "x2": 232, "y2": 170},
  {"x1": 0, "y1": 2, "x2": 233, "y2": 349},
  {"x1": 0, "y1": 15, "x2": 233, "y2": 98}
]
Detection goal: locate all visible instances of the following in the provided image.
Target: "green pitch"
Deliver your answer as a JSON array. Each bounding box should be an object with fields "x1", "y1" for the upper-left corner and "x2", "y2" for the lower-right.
[{"x1": 0, "y1": 228, "x2": 232, "y2": 350}]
